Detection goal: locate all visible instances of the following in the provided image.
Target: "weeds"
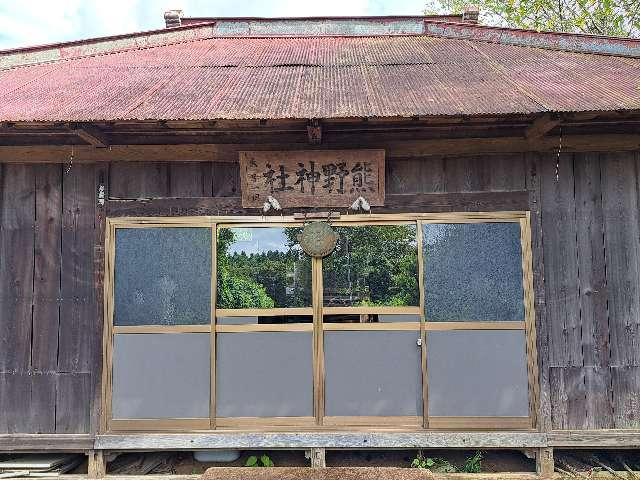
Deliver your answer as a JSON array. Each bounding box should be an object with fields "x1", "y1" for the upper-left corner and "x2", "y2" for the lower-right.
[
  {"x1": 411, "y1": 452, "x2": 456, "y2": 473},
  {"x1": 245, "y1": 454, "x2": 274, "y2": 467},
  {"x1": 462, "y1": 451, "x2": 483, "y2": 473},
  {"x1": 411, "y1": 450, "x2": 483, "y2": 473}
]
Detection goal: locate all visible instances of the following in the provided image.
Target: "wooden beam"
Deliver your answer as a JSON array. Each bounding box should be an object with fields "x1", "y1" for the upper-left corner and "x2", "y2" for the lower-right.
[
  {"x1": 1, "y1": 134, "x2": 639, "y2": 163},
  {"x1": 524, "y1": 114, "x2": 561, "y2": 140},
  {"x1": 548, "y1": 430, "x2": 640, "y2": 447},
  {"x1": 0, "y1": 434, "x2": 94, "y2": 451},
  {"x1": 307, "y1": 120, "x2": 322, "y2": 145},
  {"x1": 106, "y1": 191, "x2": 530, "y2": 217},
  {"x1": 87, "y1": 450, "x2": 106, "y2": 479},
  {"x1": 96, "y1": 432, "x2": 547, "y2": 450},
  {"x1": 536, "y1": 448, "x2": 554, "y2": 478},
  {"x1": 309, "y1": 448, "x2": 326, "y2": 468},
  {"x1": 71, "y1": 125, "x2": 110, "y2": 147}
]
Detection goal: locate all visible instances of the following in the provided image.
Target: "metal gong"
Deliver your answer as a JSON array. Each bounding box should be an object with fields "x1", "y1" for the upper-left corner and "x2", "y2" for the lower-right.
[{"x1": 297, "y1": 222, "x2": 338, "y2": 258}]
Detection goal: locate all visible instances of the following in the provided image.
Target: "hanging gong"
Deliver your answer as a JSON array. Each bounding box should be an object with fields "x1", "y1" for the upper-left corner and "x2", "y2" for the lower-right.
[{"x1": 297, "y1": 221, "x2": 338, "y2": 258}]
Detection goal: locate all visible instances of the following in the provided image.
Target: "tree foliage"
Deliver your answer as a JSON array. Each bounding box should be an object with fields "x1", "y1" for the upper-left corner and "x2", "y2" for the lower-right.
[
  {"x1": 322, "y1": 225, "x2": 419, "y2": 307},
  {"x1": 216, "y1": 228, "x2": 276, "y2": 309},
  {"x1": 216, "y1": 225, "x2": 419, "y2": 310},
  {"x1": 425, "y1": 0, "x2": 640, "y2": 37}
]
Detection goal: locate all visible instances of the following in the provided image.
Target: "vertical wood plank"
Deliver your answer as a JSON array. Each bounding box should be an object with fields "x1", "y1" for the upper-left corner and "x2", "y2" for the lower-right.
[
  {"x1": 59, "y1": 164, "x2": 95, "y2": 373},
  {"x1": 420, "y1": 157, "x2": 446, "y2": 193},
  {"x1": 486, "y1": 154, "x2": 527, "y2": 191},
  {"x1": 0, "y1": 164, "x2": 35, "y2": 372},
  {"x1": 91, "y1": 164, "x2": 108, "y2": 434},
  {"x1": 386, "y1": 159, "x2": 421, "y2": 194},
  {"x1": 526, "y1": 152, "x2": 551, "y2": 432},
  {"x1": 574, "y1": 154, "x2": 610, "y2": 368},
  {"x1": 444, "y1": 156, "x2": 487, "y2": 192},
  {"x1": 0, "y1": 373, "x2": 30, "y2": 433},
  {"x1": 611, "y1": 366, "x2": 640, "y2": 428},
  {"x1": 549, "y1": 366, "x2": 586, "y2": 429},
  {"x1": 387, "y1": 157, "x2": 447, "y2": 195},
  {"x1": 539, "y1": 153, "x2": 581, "y2": 367},
  {"x1": 601, "y1": 153, "x2": 640, "y2": 367},
  {"x1": 108, "y1": 162, "x2": 169, "y2": 199},
  {"x1": 32, "y1": 165, "x2": 63, "y2": 373},
  {"x1": 56, "y1": 372, "x2": 91, "y2": 433},
  {"x1": 29, "y1": 373, "x2": 56, "y2": 433},
  {"x1": 212, "y1": 162, "x2": 240, "y2": 197},
  {"x1": 169, "y1": 162, "x2": 213, "y2": 197},
  {"x1": 0, "y1": 372, "x2": 55, "y2": 433},
  {"x1": 584, "y1": 366, "x2": 614, "y2": 429}
]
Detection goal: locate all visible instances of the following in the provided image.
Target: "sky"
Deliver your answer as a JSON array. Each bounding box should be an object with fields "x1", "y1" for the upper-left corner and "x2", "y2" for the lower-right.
[{"x1": 0, "y1": 0, "x2": 428, "y2": 50}]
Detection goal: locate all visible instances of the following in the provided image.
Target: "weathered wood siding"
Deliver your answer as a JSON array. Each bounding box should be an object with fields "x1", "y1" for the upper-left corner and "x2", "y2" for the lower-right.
[
  {"x1": 1, "y1": 151, "x2": 639, "y2": 433},
  {"x1": 0, "y1": 164, "x2": 95, "y2": 434}
]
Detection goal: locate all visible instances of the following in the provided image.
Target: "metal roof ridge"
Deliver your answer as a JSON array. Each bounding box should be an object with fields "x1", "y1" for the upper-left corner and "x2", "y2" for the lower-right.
[
  {"x1": 2, "y1": 16, "x2": 640, "y2": 71},
  {"x1": 422, "y1": 20, "x2": 640, "y2": 58},
  {"x1": 0, "y1": 22, "x2": 219, "y2": 70},
  {"x1": 181, "y1": 15, "x2": 462, "y2": 21}
]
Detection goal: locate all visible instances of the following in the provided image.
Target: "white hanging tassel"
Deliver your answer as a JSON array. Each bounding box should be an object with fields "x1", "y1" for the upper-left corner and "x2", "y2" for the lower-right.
[
  {"x1": 350, "y1": 196, "x2": 370, "y2": 212},
  {"x1": 267, "y1": 195, "x2": 281, "y2": 210},
  {"x1": 263, "y1": 196, "x2": 281, "y2": 213}
]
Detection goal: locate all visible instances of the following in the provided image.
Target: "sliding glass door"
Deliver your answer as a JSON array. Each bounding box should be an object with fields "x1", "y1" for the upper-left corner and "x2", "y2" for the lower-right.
[{"x1": 104, "y1": 213, "x2": 537, "y2": 431}]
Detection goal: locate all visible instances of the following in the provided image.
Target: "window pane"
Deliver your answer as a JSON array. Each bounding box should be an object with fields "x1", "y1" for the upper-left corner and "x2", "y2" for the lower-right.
[
  {"x1": 324, "y1": 331, "x2": 422, "y2": 416},
  {"x1": 216, "y1": 332, "x2": 313, "y2": 417},
  {"x1": 423, "y1": 222, "x2": 525, "y2": 321},
  {"x1": 217, "y1": 315, "x2": 312, "y2": 325},
  {"x1": 112, "y1": 333, "x2": 210, "y2": 419},
  {"x1": 426, "y1": 330, "x2": 529, "y2": 417},
  {"x1": 114, "y1": 227, "x2": 211, "y2": 326},
  {"x1": 323, "y1": 225, "x2": 419, "y2": 307},
  {"x1": 216, "y1": 227, "x2": 311, "y2": 309},
  {"x1": 323, "y1": 314, "x2": 420, "y2": 323}
]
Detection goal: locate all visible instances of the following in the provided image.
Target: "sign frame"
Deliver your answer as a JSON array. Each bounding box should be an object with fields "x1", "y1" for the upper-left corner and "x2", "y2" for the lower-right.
[{"x1": 239, "y1": 150, "x2": 385, "y2": 209}]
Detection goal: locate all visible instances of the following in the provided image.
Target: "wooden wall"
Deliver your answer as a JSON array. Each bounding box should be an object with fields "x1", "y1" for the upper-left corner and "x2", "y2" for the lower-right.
[
  {"x1": 1, "y1": 151, "x2": 639, "y2": 434},
  {"x1": 0, "y1": 164, "x2": 95, "y2": 433}
]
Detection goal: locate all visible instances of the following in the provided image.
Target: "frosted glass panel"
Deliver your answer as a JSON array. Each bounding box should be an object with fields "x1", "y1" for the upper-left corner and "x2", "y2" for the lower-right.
[
  {"x1": 427, "y1": 330, "x2": 529, "y2": 417},
  {"x1": 423, "y1": 222, "x2": 524, "y2": 321},
  {"x1": 324, "y1": 330, "x2": 422, "y2": 416},
  {"x1": 114, "y1": 227, "x2": 211, "y2": 325},
  {"x1": 216, "y1": 332, "x2": 313, "y2": 417},
  {"x1": 112, "y1": 333, "x2": 210, "y2": 419}
]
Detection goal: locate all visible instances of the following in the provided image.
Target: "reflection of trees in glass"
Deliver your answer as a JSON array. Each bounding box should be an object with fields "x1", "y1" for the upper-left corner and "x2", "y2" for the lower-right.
[
  {"x1": 423, "y1": 223, "x2": 525, "y2": 321},
  {"x1": 323, "y1": 225, "x2": 419, "y2": 307},
  {"x1": 216, "y1": 228, "x2": 311, "y2": 309}
]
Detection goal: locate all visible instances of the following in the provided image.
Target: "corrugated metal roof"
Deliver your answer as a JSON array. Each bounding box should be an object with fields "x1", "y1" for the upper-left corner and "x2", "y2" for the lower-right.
[{"x1": 0, "y1": 34, "x2": 639, "y2": 121}]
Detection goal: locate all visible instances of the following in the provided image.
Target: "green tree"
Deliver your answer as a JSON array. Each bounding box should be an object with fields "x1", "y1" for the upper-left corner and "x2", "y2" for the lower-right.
[
  {"x1": 216, "y1": 228, "x2": 274, "y2": 309},
  {"x1": 425, "y1": 0, "x2": 640, "y2": 37},
  {"x1": 216, "y1": 227, "x2": 312, "y2": 309},
  {"x1": 321, "y1": 225, "x2": 419, "y2": 307}
]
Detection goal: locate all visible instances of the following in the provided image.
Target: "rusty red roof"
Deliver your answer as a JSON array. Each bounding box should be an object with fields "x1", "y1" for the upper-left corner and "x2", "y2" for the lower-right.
[{"x1": 0, "y1": 18, "x2": 639, "y2": 122}]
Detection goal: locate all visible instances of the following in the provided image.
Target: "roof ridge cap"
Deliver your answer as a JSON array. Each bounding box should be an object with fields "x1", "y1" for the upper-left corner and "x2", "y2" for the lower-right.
[
  {"x1": 422, "y1": 19, "x2": 640, "y2": 58},
  {"x1": 0, "y1": 22, "x2": 219, "y2": 70}
]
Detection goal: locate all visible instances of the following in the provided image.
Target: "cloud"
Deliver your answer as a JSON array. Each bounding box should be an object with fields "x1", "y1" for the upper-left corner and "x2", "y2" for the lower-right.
[{"x1": 0, "y1": 0, "x2": 427, "y2": 50}]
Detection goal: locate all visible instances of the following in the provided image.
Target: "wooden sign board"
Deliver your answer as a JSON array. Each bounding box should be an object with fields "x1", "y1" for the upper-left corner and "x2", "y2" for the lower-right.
[{"x1": 239, "y1": 150, "x2": 385, "y2": 209}]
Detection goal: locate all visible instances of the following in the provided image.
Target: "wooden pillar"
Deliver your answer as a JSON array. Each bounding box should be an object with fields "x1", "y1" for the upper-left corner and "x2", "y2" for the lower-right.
[
  {"x1": 88, "y1": 450, "x2": 106, "y2": 479},
  {"x1": 309, "y1": 448, "x2": 326, "y2": 468},
  {"x1": 536, "y1": 447, "x2": 554, "y2": 478}
]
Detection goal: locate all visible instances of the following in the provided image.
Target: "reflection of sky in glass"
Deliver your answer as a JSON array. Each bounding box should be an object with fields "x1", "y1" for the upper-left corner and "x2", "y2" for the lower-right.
[{"x1": 226, "y1": 227, "x2": 295, "y2": 255}]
